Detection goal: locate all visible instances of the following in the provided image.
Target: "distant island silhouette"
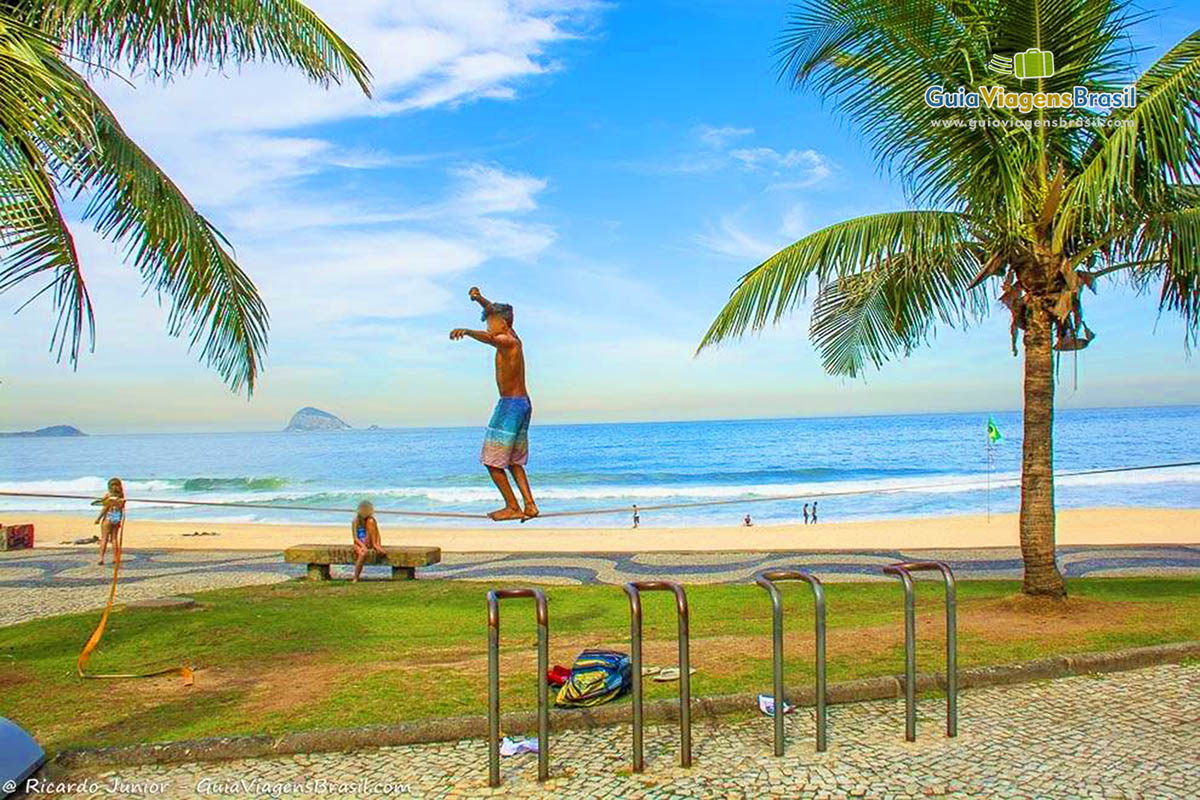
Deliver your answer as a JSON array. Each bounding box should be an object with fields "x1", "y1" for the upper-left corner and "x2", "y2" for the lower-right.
[
  {"x1": 1, "y1": 425, "x2": 86, "y2": 438},
  {"x1": 284, "y1": 407, "x2": 350, "y2": 432}
]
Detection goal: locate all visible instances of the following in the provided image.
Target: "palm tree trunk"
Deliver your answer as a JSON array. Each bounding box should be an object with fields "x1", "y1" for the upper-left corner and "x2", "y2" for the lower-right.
[{"x1": 1018, "y1": 303, "x2": 1067, "y2": 597}]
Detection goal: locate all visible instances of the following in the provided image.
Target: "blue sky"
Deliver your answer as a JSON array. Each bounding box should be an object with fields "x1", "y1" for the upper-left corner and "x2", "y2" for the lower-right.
[{"x1": 3, "y1": 0, "x2": 1199, "y2": 433}]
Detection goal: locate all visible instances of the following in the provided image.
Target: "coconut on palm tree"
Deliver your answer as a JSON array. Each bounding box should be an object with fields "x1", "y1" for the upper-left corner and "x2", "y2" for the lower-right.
[
  {"x1": 699, "y1": 0, "x2": 1198, "y2": 597},
  {"x1": 0, "y1": 0, "x2": 370, "y2": 393}
]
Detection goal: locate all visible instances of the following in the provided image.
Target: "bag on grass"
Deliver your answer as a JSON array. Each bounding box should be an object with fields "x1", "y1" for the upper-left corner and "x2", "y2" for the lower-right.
[{"x1": 554, "y1": 649, "x2": 631, "y2": 707}]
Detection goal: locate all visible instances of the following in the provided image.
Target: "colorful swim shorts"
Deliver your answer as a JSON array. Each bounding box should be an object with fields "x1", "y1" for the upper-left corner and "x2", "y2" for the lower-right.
[{"x1": 482, "y1": 396, "x2": 532, "y2": 468}]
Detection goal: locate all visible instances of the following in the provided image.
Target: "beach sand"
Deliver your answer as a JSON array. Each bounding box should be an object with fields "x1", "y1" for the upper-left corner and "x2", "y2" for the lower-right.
[{"x1": 15, "y1": 507, "x2": 1199, "y2": 553}]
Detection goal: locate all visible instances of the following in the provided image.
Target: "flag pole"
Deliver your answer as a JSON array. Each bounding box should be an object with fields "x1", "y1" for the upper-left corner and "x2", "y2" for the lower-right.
[{"x1": 986, "y1": 436, "x2": 992, "y2": 522}]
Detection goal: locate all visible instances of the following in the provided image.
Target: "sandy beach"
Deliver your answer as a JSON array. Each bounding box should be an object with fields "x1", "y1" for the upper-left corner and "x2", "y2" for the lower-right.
[{"x1": 14, "y1": 507, "x2": 1199, "y2": 553}]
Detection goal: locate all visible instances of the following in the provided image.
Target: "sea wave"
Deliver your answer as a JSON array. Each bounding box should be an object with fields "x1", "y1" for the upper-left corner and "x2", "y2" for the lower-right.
[
  {"x1": 180, "y1": 477, "x2": 291, "y2": 492},
  {"x1": 0, "y1": 476, "x2": 176, "y2": 494},
  {"x1": 1, "y1": 465, "x2": 1196, "y2": 515}
]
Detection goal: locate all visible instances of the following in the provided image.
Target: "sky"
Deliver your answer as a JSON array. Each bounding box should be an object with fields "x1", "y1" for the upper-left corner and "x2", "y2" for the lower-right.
[{"x1": 2, "y1": 0, "x2": 1199, "y2": 434}]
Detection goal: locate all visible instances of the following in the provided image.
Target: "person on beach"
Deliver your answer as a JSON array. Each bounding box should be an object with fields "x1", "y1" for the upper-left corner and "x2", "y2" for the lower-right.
[
  {"x1": 351, "y1": 500, "x2": 386, "y2": 582},
  {"x1": 744, "y1": 514, "x2": 753, "y2": 527},
  {"x1": 803, "y1": 503, "x2": 810, "y2": 525},
  {"x1": 811, "y1": 501, "x2": 819, "y2": 524},
  {"x1": 93, "y1": 477, "x2": 125, "y2": 565},
  {"x1": 632, "y1": 505, "x2": 640, "y2": 528},
  {"x1": 451, "y1": 286, "x2": 539, "y2": 522}
]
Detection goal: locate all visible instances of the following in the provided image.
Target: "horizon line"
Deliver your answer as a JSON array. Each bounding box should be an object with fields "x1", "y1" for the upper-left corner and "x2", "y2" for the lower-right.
[{"x1": 8, "y1": 401, "x2": 1197, "y2": 438}]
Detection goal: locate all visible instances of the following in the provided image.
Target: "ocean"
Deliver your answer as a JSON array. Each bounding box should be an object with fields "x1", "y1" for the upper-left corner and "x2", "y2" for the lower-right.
[{"x1": 2, "y1": 406, "x2": 1197, "y2": 527}]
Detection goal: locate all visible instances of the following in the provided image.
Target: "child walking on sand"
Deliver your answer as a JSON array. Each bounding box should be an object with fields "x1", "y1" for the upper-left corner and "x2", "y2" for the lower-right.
[
  {"x1": 450, "y1": 286, "x2": 539, "y2": 522},
  {"x1": 93, "y1": 477, "x2": 125, "y2": 565},
  {"x1": 352, "y1": 500, "x2": 386, "y2": 582}
]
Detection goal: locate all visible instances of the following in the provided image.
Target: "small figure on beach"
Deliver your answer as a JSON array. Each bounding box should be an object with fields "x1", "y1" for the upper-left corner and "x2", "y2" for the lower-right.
[
  {"x1": 743, "y1": 514, "x2": 753, "y2": 527},
  {"x1": 93, "y1": 477, "x2": 125, "y2": 565},
  {"x1": 803, "y1": 502, "x2": 810, "y2": 525},
  {"x1": 451, "y1": 286, "x2": 539, "y2": 522},
  {"x1": 632, "y1": 504, "x2": 640, "y2": 528},
  {"x1": 811, "y1": 501, "x2": 818, "y2": 524},
  {"x1": 351, "y1": 500, "x2": 386, "y2": 582}
]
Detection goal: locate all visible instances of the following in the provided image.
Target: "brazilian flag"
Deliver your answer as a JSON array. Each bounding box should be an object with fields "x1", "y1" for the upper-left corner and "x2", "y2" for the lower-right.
[{"x1": 987, "y1": 416, "x2": 1004, "y2": 444}]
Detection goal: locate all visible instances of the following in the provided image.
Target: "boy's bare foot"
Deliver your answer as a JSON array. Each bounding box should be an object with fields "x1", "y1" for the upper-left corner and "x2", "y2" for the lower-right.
[
  {"x1": 522, "y1": 502, "x2": 540, "y2": 520},
  {"x1": 489, "y1": 506, "x2": 524, "y2": 521}
]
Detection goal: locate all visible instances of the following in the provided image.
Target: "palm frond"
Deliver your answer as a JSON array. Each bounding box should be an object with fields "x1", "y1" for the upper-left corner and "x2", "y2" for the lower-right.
[
  {"x1": 1061, "y1": 29, "x2": 1200, "y2": 241},
  {"x1": 809, "y1": 248, "x2": 989, "y2": 375},
  {"x1": 698, "y1": 210, "x2": 981, "y2": 355},
  {"x1": 22, "y1": 0, "x2": 371, "y2": 94},
  {"x1": 1107, "y1": 208, "x2": 1200, "y2": 340},
  {"x1": 52, "y1": 74, "x2": 270, "y2": 393},
  {"x1": 0, "y1": 9, "x2": 97, "y2": 361},
  {"x1": 0, "y1": 10, "x2": 97, "y2": 167},
  {"x1": 0, "y1": 139, "x2": 91, "y2": 363}
]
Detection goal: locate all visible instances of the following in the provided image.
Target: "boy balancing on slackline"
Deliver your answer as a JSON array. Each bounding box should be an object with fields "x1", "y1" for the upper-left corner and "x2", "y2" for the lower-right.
[{"x1": 451, "y1": 287, "x2": 539, "y2": 522}]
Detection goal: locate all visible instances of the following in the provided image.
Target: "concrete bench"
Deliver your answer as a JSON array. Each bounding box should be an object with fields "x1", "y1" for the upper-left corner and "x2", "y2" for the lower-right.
[{"x1": 284, "y1": 544, "x2": 441, "y2": 581}]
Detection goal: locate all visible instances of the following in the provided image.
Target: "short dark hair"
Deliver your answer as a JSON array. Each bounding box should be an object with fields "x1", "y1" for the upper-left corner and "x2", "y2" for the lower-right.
[{"x1": 483, "y1": 303, "x2": 514, "y2": 324}]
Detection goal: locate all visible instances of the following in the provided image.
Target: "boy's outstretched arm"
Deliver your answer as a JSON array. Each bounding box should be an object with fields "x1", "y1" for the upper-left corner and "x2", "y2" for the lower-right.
[{"x1": 450, "y1": 328, "x2": 516, "y2": 348}]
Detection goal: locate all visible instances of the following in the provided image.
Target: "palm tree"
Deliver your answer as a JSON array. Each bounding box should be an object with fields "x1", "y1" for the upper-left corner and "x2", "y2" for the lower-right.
[
  {"x1": 699, "y1": 0, "x2": 1198, "y2": 597},
  {"x1": 0, "y1": 0, "x2": 370, "y2": 393}
]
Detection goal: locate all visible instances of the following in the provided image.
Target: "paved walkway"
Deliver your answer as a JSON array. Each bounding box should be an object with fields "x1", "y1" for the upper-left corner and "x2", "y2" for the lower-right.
[
  {"x1": 3, "y1": 544, "x2": 1199, "y2": 626},
  {"x1": 40, "y1": 663, "x2": 1200, "y2": 798}
]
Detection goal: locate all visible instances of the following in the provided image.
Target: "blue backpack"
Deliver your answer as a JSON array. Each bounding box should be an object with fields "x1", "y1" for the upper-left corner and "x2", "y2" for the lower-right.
[{"x1": 554, "y1": 649, "x2": 632, "y2": 707}]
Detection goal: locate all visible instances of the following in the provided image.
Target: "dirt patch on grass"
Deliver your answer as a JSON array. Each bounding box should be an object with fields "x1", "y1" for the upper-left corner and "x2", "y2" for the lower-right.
[
  {"x1": 0, "y1": 665, "x2": 35, "y2": 691},
  {"x1": 96, "y1": 653, "x2": 367, "y2": 720},
  {"x1": 961, "y1": 595, "x2": 1173, "y2": 638},
  {"x1": 188, "y1": 655, "x2": 373, "y2": 718}
]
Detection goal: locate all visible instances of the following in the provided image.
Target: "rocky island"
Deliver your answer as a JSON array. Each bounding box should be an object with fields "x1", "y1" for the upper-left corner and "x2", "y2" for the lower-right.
[
  {"x1": 284, "y1": 407, "x2": 351, "y2": 432},
  {"x1": 0, "y1": 424, "x2": 87, "y2": 437}
]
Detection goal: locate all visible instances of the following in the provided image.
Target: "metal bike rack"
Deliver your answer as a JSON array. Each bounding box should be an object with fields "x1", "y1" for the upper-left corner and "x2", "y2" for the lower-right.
[
  {"x1": 624, "y1": 580, "x2": 691, "y2": 772},
  {"x1": 754, "y1": 570, "x2": 827, "y2": 754},
  {"x1": 487, "y1": 588, "x2": 549, "y2": 787},
  {"x1": 881, "y1": 561, "x2": 957, "y2": 742}
]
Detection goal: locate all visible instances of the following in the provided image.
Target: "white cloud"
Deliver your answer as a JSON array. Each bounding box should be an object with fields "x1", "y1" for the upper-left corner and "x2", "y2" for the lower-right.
[
  {"x1": 695, "y1": 215, "x2": 783, "y2": 262},
  {"x1": 451, "y1": 163, "x2": 547, "y2": 215},
  {"x1": 695, "y1": 202, "x2": 815, "y2": 262},
  {"x1": 235, "y1": 162, "x2": 555, "y2": 327},
  {"x1": 640, "y1": 125, "x2": 832, "y2": 185},
  {"x1": 729, "y1": 147, "x2": 832, "y2": 187},
  {"x1": 96, "y1": 1, "x2": 600, "y2": 136},
  {"x1": 696, "y1": 124, "x2": 754, "y2": 149},
  {"x1": 85, "y1": 0, "x2": 599, "y2": 214}
]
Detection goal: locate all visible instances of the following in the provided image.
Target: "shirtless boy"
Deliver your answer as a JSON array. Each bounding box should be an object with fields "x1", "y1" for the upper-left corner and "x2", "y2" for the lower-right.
[{"x1": 450, "y1": 287, "x2": 539, "y2": 521}]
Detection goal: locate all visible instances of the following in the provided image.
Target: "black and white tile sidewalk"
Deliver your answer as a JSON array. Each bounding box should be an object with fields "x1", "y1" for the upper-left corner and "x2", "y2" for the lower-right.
[
  {"x1": 43, "y1": 663, "x2": 1200, "y2": 799},
  {"x1": 3, "y1": 544, "x2": 1198, "y2": 627}
]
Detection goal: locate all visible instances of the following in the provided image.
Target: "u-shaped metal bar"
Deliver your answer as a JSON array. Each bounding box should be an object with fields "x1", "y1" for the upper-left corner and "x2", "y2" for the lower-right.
[
  {"x1": 487, "y1": 588, "x2": 549, "y2": 787},
  {"x1": 624, "y1": 580, "x2": 691, "y2": 772},
  {"x1": 881, "y1": 561, "x2": 957, "y2": 742},
  {"x1": 754, "y1": 570, "x2": 827, "y2": 754}
]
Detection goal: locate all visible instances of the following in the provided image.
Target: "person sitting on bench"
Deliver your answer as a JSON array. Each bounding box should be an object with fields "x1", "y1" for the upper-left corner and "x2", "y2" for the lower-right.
[{"x1": 352, "y1": 500, "x2": 386, "y2": 582}]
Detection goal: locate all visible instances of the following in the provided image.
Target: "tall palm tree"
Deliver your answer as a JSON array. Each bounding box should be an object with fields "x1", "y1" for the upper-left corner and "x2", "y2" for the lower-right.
[
  {"x1": 699, "y1": 0, "x2": 1198, "y2": 596},
  {"x1": 0, "y1": 0, "x2": 370, "y2": 393}
]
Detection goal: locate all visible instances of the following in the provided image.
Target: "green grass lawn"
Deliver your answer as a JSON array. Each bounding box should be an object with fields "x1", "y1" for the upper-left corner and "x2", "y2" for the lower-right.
[{"x1": 1, "y1": 576, "x2": 1197, "y2": 754}]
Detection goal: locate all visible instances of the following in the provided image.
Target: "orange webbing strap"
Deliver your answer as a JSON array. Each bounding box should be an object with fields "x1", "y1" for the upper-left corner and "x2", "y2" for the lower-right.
[{"x1": 76, "y1": 519, "x2": 194, "y2": 685}]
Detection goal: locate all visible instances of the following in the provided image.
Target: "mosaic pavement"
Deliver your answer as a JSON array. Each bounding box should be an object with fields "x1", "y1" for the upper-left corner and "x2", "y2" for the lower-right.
[
  {"x1": 37, "y1": 662, "x2": 1200, "y2": 799},
  {"x1": 2, "y1": 543, "x2": 1198, "y2": 626}
]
